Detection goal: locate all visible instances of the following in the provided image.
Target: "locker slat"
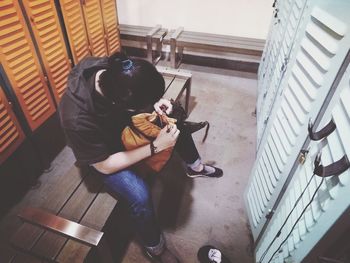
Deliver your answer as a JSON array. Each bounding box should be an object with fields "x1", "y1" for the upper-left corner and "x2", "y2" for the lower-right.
[
  {"x1": 296, "y1": 51, "x2": 323, "y2": 87},
  {"x1": 0, "y1": 0, "x2": 55, "y2": 131},
  {"x1": 59, "y1": 0, "x2": 90, "y2": 63},
  {"x1": 82, "y1": 0, "x2": 107, "y2": 57},
  {"x1": 270, "y1": 122, "x2": 289, "y2": 164},
  {"x1": 305, "y1": 21, "x2": 339, "y2": 55},
  {"x1": 262, "y1": 151, "x2": 278, "y2": 187},
  {"x1": 284, "y1": 86, "x2": 305, "y2": 125},
  {"x1": 0, "y1": 85, "x2": 25, "y2": 164},
  {"x1": 259, "y1": 158, "x2": 275, "y2": 192},
  {"x1": 311, "y1": 6, "x2": 347, "y2": 37},
  {"x1": 301, "y1": 37, "x2": 330, "y2": 71},
  {"x1": 100, "y1": 0, "x2": 120, "y2": 54}
]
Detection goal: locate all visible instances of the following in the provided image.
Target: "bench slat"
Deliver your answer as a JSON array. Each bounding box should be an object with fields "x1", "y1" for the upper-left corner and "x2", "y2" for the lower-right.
[
  {"x1": 120, "y1": 27, "x2": 149, "y2": 34},
  {"x1": 171, "y1": 27, "x2": 184, "y2": 39},
  {"x1": 163, "y1": 75, "x2": 175, "y2": 90},
  {"x1": 34, "y1": 166, "x2": 87, "y2": 212},
  {"x1": 79, "y1": 188, "x2": 117, "y2": 230},
  {"x1": 57, "y1": 189, "x2": 116, "y2": 262},
  {"x1": 57, "y1": 239, "x2": 90, "y2": 263},
  {"x1": 10, "y1": 166, "x2": 85, "y2": 255},
  {"x1": 157, "y1": 66, "x2": 192, "y2": 79},
  {"x1": 177, "y1": 35, "x2": 265, "y2": 50},
  {"x1": 0, "y1": 245, "x2": 16, "y2": 262},
  {"x1": 164, "y1": 77, "x2": 187, "y2": 102},
  {"x1": 30, "y1": 230, "x2": 65, "y2": 261},
  {"x1": 179, "y1": 30, "x2": 265, "y2": 45},
  {"x1": 178, "y1": 42, "x2": 262, "y2": 56},
  {"x1": 119, "y1": 24, "x2": 151, "y2": 32},
  {"x1": 12, "y1": 253, "x2": 42, "y2": 263},
  {"x1": 120, "y1": 25, "x2": 166, "y2": 37},
  {"x1": 121, "y1": 32, "x2": 167, "y2": 43},
  {"x1": 10, "y1": 224, "x2": 43, "y2": 252},
  {"x1": 31, "y1": 170, "x2": 105, "y2": 259},
  {"x1": 153, "y1": 28, "x2": 168, "y2": 39},
  {"x1": 57, "y1": 189, "x2": 117, "y2": 262},
  {"x1": 177, "y1": 35, "x2": 264, "y2": 50}
]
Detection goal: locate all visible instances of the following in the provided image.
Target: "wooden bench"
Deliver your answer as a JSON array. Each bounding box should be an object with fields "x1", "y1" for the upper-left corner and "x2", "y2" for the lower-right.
[
  {"x1": 9, "y1": 166, "x2": 117, "y2": 263},
  {"x1": 120, "y1": 24, "x2": 168, "y2": 65},
  {"x1": 164, "y1": 27, "x2": 265, "y2": 68},
  {"x1": 7, "y1": 69, "x2": 192, "y2": 262},
  {"x1": 157, "y1": 66, "x2": 192, "y2": 116}
]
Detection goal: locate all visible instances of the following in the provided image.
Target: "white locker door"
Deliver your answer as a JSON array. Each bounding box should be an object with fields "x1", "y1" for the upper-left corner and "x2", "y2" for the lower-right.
[
  {"x1": 257, "y1": 0, "x2": 308, "y2": 146},
  {"x1": 258, "y1": 0, "x2": 286, "y2": 82},
  {"x1": 255, "y1": 62, "x2": 350, "y2": 263},
  {"x1": 245, "y1": 0, "x2": 350, "y2": 240}
]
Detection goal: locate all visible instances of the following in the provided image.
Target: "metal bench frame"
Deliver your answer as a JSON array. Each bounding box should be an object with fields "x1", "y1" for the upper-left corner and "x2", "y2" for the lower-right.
[
  {"x1": 166, "y1": 27, "x2": 265, "y2": 68},
  {"x1": 120, "y1": 24, "x2": 168, "y2": 65},
  {"x1": 157, "y1": 66, "x2": 192, "y2": 116}
]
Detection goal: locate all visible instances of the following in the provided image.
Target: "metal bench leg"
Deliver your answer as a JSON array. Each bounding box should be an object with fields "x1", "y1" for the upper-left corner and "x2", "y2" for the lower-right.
[
  {"x1": 178, "y1": 46, "x2": 184, "y2": 67},
  {"x1": 184, "y1": 77, "x2": 191, "y2": 116},
  {"x1": 169, "y1": 27, "x2": 184, "y2": 68},
  {"x1": 146, "y1": 25, "x2": 162, "y2": 64},
  {"x1": 154, "y1": 40, "x2": 163, "y2": 64},
  {"x1": 146, "y1": 35, "x2": 153, "y2": 63},
  {"x1": 170, "y1": 38, "x2": 177, "y2": 68}
]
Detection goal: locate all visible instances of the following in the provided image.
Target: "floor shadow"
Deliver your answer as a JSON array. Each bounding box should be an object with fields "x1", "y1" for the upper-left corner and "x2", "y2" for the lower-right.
[
  {"x1": 153, "y1": 154, "x2": 194, "y2": 230},
  {"x1": 87, "y1": 202, "x2": 134, "y2": 263}
]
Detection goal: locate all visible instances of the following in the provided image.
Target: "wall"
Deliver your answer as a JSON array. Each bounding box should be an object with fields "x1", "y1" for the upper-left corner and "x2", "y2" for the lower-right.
[{"x1": 116, "y1": 0, "x2": 274, "y2": 39}]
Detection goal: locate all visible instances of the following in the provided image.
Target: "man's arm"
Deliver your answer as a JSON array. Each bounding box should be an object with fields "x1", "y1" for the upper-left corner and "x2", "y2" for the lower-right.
[
  {"x1": 93, "y1": 124, "x2": 180, "y2": 174},
  {"x1": 92, "y1": 143, "x2": 153, "y2": 174}
]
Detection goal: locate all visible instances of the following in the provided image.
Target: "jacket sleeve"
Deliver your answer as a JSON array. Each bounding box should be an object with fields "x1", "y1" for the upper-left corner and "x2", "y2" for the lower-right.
[{"x1": 63, "y1": 128, "x2": 111, "y2": 166}]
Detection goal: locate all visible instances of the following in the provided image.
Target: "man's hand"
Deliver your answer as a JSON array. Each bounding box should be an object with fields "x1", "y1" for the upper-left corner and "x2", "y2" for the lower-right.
[
  {"x1": 153, "y1": 124, "x2": 180, "y2": 151},
  {"x1": 154, "y1": 98, "x2": 173, "y2": 115}
]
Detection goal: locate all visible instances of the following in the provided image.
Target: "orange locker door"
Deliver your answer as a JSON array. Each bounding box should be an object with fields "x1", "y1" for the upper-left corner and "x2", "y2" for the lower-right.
[
  {"x1": 0, "y1": 0, "x2": 56, "y2": 131},
  {"x1": 0, "y1": 85, "x2": 26, "y2": 164},
  {"x1": 82, "y1": 0, "x2": 108, "y2": 57},
  {"x1": 59, "y1": 0, "x2": 91, "y2": 64},
  {"x1": 21, "y1": 0, "x2": 72, "y2": 103},
  {"x1": 100, "y1": 0, "x2": 121, "y2": 55}
]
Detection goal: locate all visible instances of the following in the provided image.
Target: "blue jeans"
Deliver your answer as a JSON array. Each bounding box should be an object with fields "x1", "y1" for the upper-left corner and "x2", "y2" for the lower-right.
[
  {"x1": 103, "y1": 126, "x2": 200, "y2": 249},
  {"x1": 103, "y1": 169, "x2": 161, "y2": 247}
]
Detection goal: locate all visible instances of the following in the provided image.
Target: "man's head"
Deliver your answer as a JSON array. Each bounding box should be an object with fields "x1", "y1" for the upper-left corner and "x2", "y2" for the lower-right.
[{"x1": 99, "y1": 52, "x2": 165, "y2": 111}]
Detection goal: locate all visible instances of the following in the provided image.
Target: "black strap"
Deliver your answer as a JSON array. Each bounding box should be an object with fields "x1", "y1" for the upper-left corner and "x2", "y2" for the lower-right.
[
  {"x1": 202, "y1": 121, "x2": 210, "y2": 143},
  {"x1": 129, "y1": 122, "x2": 154, "y2": 141},
  {"x1": 314, "y1": 154, "x2": 350, "y2": 177},
  {"x1": 308, "y1": 119, "x2": 336, "y2": 141}
]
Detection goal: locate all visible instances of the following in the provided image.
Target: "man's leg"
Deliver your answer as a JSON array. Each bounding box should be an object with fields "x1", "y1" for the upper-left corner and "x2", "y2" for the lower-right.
[
  {"x1": 175, "y1": 124, "x2": 223, "y2": 178},
  {"x1": 102, "y1": 169, "x2": 179, "y2": 262}
]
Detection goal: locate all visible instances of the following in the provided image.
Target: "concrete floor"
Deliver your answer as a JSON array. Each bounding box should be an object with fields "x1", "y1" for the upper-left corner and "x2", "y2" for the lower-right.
[{"x1": 0, "y1": 63, "x2": 257, "y2": 263}]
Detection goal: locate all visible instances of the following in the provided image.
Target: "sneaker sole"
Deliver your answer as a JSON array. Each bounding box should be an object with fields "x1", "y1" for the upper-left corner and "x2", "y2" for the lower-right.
[{"x1": 186, "y1": 173, "x2": 219, "y2": 178}]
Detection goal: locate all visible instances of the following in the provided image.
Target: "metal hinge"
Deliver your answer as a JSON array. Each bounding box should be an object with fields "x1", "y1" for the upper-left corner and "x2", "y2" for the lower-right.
[
  {"x1": 264, "y1": 117, "x2": 269, "y2": 125},
  {"x1": 280, "y1": 57, "x2": 289, "y2": 72},
  {"x1": 272, "y1": 0, "x2": 277, "y2": 8},
  {"x1": 298, "y1": 149, "x2": 309, "y2": 164},
  {"x1": 265, "y1": 209, "x2": 275, "y2": 219}
]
